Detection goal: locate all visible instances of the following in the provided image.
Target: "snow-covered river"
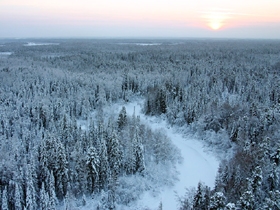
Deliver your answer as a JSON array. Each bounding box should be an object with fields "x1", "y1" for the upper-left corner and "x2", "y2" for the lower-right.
[{"x1": 122, "y1": 99, "x2": 219, "y2": 210}]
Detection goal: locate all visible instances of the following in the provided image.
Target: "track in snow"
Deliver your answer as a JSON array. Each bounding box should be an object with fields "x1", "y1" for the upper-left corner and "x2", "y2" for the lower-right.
[{"x1": 122, "y1": 99, "x2": 219, "y2": 210}]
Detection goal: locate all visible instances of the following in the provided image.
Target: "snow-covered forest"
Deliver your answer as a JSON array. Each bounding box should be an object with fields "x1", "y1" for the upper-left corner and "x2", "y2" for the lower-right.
[{"x1": 1, "y1": 39, "x2": 280, "y2": 209}]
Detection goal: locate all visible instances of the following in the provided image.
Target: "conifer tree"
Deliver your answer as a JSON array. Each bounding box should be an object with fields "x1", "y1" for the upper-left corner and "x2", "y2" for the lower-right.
[
  {"x1": 132, "y1": 126, "x2": 145, "y2": 174},
  {"x1": 15, "y1": 183, "x2": 22, "y2": 210},
  {"x1": 239, "y1": 179, "x2": 255, "y2": 210},
  {"x1": 25, "y1": 163, "x2": 37, "y2": 210},
  {"x1": 98, "y1": 135, "x2": 110, "y2": 190},
  {"x1": 1, "y1": 186, "x2": 8, "y2": 210},
  {"x1": 117, "y1": 106, "x2": 127, "y2": 130},
  {"x1": 86, "y1": 146, "x2": 100, "y2": 193},
  {"x1": 40, "y1": 182, "x2": 49, "y2": 210},
  {"x1": 49, "y1": 171, "x2": 57, "y2": 210},
  {"x1": 54, "y1": 139, "x2": 68, "y2": 200},
  {"x1": 210, "y1": 192, "x2": 226, "y2": 210},
  {"x1": 263, "y1": 190, "x2": 280, "y2": 209},
  {"x1": 107, "y1": 175, "x2": 116, "y2": 210},
  {"x1": 239, "y1": 190, "x2": 254, "y2": 210},
  {"x1": 193, "y1": 182, "x2": 204, "y2": 209},
  {"x1": 251, "y1": 166, "x2": 262, "y2": 194},
  {"x1": 267, "y1": 163, "x2": 279, "y2": 191},
  {"x1": 98, "y1": 190, "x2": 108, "y2": 210},
  {"x1": 107, "y1": 131, "x2": 122, "y2": 180}
]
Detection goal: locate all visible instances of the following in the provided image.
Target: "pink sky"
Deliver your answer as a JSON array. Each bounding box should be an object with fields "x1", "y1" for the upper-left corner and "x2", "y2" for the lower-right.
[{"x1": 0, "y1": 0, "x2": 279, "y2": 38}]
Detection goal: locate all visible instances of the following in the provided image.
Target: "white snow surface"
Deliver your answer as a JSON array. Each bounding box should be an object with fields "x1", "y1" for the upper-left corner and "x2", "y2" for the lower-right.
[
  {"x1": 135, "y1": 43, "x2": 161, "y2": 46},
  {"x1": 0, "y1": 52, "x2": 12, "y2": 55},
  {"x1": 117, "y1": 43, "x2": 161, "y2": 46},
  {"x1": 118, "y1": 99, "x2": 219, "y2": 210},
  {"x1": 24, "y1": 42, "x2": 59, "y2": 46}
]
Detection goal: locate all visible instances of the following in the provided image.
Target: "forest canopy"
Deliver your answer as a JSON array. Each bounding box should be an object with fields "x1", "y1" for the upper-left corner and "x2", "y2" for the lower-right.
[{"x1": 1, "y1": 39, "x2": 280, "y2": 209}]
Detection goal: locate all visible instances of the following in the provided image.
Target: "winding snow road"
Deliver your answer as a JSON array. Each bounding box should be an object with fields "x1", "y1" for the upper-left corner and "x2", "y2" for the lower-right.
[{"x1": 122, "y1": 99, "x2": 219, "y2": 210}]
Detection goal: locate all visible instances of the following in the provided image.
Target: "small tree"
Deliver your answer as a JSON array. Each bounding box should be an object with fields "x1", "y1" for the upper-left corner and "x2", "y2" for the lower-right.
[
  {"x1": 210, "y1": 192, "x2": 226, "y2": 210},
  {"x1": 107, "y1": 131, "x2": 122, "y2": 180},
  {"x1": 26, "y1": 164, "x2": 37, "y2": 210},
  {"x1": 117, "y1": 106, "x2": 127, "y2": 130},
  {"x1": 193, "y1": 182, "x2": 207, "y2": 209},
  {"x1": 49, "y1": 171, "x2": 57, "y2": 210},
  {"x1": 15, "y1": 183, "x2": 22, "y2": 210},
  {"x1": 239, "y1": 190, "x2": 254, "y2": 210},
  {"x1": 86, "y1": 146, "x2": 100, "y2": 193},
  {"x1": 40, "y1": 182, "x2": 49, "y2": 210},
  {"x1": 1, "y1": 186, "x2": 8, "y2": 210}
]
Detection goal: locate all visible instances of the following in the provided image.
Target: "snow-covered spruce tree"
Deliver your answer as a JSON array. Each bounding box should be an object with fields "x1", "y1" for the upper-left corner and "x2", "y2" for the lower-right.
[
  {"x1": 86, "y1": 146, "x2": 100, "y2": 194},
  {"x1": 64, "y1": 190, "x2": 71, "y2": 210},
  {"x1": 48, "y1": 170, "x2": 57, "y2": 210},
  {"x1": 193, "y1": 185, "x2": 204, "y2": 209},
  {"x1": 192, "y1": 182, "x2": 210, "y2": 210},
  {"x1": 117, "y1": 106, "x2": 127, "y2": 131},
  {"x1": 25, "y1": 163, "x2": 37, "y2": 210},
  {"x1": 14, "y1": 182, "x2": 22, "y2": 210},
  {"x1": 72, "y1": 137, "x2": 87, "y2": 197},
  {"x1": 107, "y1": 176, "x2": 116, "y2": 210},
  {"x1": 39, "y1": 135, "x2": 56, "y2": 183},
  {"x1": 178, "y1": 191, "x2": 192, "y2": 210},
  {"x1": 1, "y1": 186, "x2": 8, "y2": 210},
  {"x1": 239, "y1": 190, "x2": 255, "y2": 210},
  {"x1": 143, "y1": 85, "x2": 167, "y2": 116},
  {"x1": 107, "y1": 131, "x2": 122, "y2": 180},
  {"x1": 209, "y1": 192, "x2": 226, "y2": 210},
  {"x1": 88, "y1": 119, "x2": 96, "y2": 147},
  {"x1": 271, "y1": 147, "x2": 280, "y2": 167},
  {"x1": 39, "y1": 134, "x2": 69, "y2": 200},
  {"x1": 238, "y1": 178, "x2": 255, "y2": 210},
  {"x1": 251, "y1": 166, "x2": 263, "y2": 194},
  {"x1": 59, "y1": 114, "x2": 72, "y2": 148},
  {"x1": 267, "y1": 163, "x2": 279, "y2": 191},
  {"x1": 54, "y1": 139, "x2": 69, "y2": 200},
  {"x1": 263, "y1": 190, "x2": 280, "y2": 209},
  {"x1": 126, "y1": 114, "x2": 145, "y2": 175},
  {"x1": 131, "y1": 122, "x2": 145, "y2": 174},
  {"x1": 40, "y1": 182, "x2": 49, "y2": 210},
  {"x1": 98, "y1": 135, "x2": 110, "y2": 190}
]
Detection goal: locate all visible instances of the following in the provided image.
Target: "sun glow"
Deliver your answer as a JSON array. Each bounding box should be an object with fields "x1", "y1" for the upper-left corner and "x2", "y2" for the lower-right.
[
  {"x1": 202, "y1": 9, "x2": 230, "y2": 30},
  {"x1": 209, "y1": 20, "x2": 223, "y2": 30}
]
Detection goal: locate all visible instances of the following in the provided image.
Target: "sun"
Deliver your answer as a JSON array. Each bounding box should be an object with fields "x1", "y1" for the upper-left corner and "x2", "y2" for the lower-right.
[
  {"x1": 209, "y1": 20, "x2": 223, "y2": 30},
  {"x1": 207, "y1": 12, "x2": 225, "y2": 30},
  {"x1": 202, "y1": 9, "x2": 230, "y2": 30}
]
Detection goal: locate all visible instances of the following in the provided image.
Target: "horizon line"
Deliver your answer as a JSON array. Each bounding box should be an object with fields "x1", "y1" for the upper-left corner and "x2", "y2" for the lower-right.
[{"x1": 0, "y1": 36, "x2": 279, "y2": 41}]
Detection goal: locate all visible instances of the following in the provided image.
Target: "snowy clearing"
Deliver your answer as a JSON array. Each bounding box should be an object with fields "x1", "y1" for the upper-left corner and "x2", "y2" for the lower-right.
[
  {"x1": 0, "y1": 52, "x2": 12, "y2": 56},
  {"x1": 116, "y1": 99, "x2": 219, "y2": 210},
  {"x1": 24, "y1": 42, "x2": 59, "y2": 46},
  {"x1": 77, "y1": 98, "x2": 220, "y2": 209},
  {"x1": 117, "y1": 42, "x2": 162, "y2": 46},
  {"x1": 135, "y1": 43, "x2": 161, "y2": 46}
]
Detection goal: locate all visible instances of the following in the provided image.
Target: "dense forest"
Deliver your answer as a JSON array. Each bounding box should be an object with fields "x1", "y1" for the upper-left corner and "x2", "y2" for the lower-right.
[{"x1": 1, "y1": 39, "x2": 280, "y2": 209}]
